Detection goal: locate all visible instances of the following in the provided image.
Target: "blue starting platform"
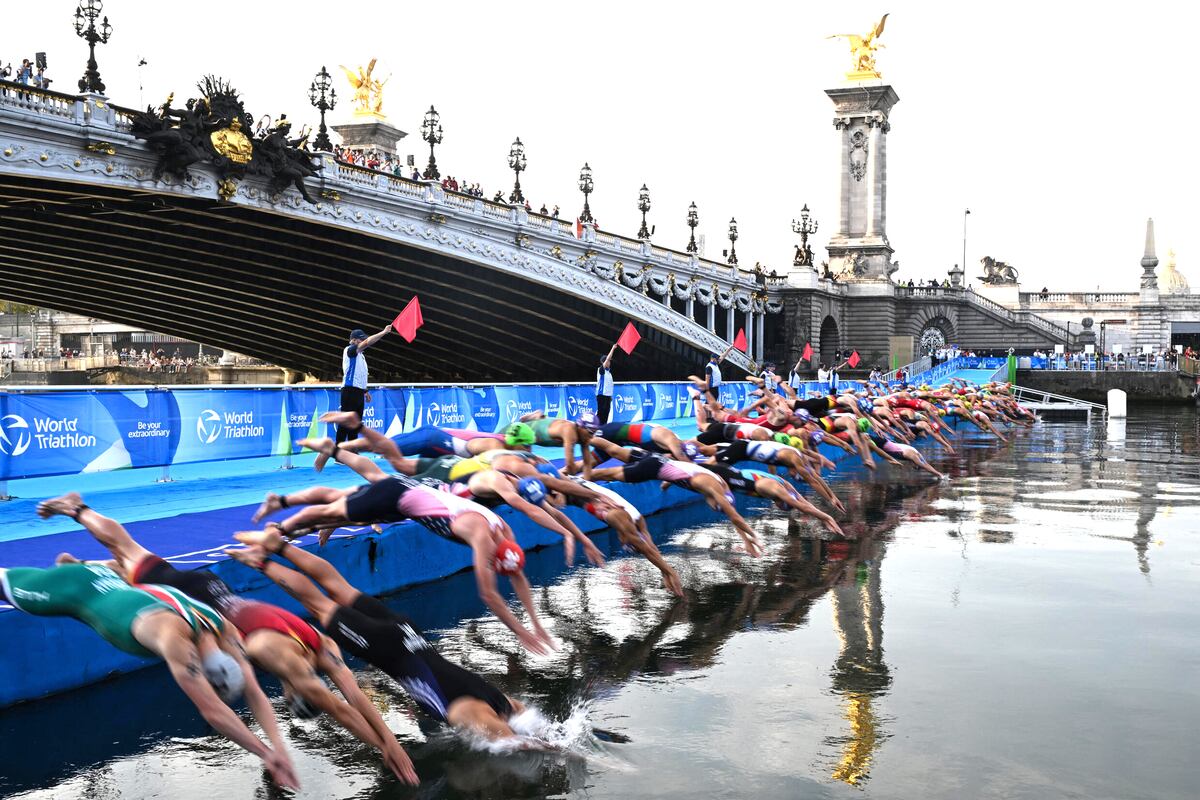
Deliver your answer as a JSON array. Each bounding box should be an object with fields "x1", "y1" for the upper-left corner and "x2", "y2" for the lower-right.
[{"x1": 0, "y1": 410, "x2": 959, "y2": 708}]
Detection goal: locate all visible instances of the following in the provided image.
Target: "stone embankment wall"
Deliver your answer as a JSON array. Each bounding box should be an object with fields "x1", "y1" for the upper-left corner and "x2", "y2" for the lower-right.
[{"x1": 1016, "y1": 370, "x2": 1194, "y2": 404}]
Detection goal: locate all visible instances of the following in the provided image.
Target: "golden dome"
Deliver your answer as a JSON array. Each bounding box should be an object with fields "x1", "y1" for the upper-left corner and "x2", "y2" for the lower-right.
[{"x1": 1160, "y1": 249, "x2": 1190, "y2": 295}]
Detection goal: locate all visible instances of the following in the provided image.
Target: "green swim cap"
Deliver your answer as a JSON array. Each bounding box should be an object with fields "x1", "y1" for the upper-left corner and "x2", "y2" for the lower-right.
[
  {"x1": 857, "y1": 417, "x2": 872, "y2": 433},
  {"x1": 505, "y1": 422, "x2": 535, "y2": 447},
  {"x1": 773, "y1": 432, "x2": 791, "y2": 445}
]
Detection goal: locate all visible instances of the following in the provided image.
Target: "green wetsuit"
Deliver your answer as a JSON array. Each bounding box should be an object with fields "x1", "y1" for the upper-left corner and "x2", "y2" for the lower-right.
[
  {"x1": 528, "y1": 418, "x2": 560, "y2": 447},
  {"x1": 410, "y1": 455, "x2": 464, "y2": 485},
  {"x1": 0, "y1": 564, "x2": 222, "y2": 658}
]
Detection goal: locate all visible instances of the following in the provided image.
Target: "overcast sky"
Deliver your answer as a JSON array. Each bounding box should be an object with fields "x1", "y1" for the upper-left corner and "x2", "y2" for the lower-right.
[{"x1": 3, "y1": 1, "x2": 1195, "y2": 291}]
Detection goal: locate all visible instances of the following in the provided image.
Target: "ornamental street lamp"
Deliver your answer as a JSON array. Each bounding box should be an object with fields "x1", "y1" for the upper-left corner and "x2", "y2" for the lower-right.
[
  {"x1": 74, "y1": 0, "x2": 112, "y2": 94},
  {"x1": 686, "y1": 201, "x2": 699, "y2": 254},
  {"x1": 508, "y1": 137, "x2": 527, "y2": 203},
  {"x1": 421, "y1": 105, "x2": 443, "y2": 180},
  {"x1": 307, "y1": 66, "x2": 337, "y2": 152},
  {"x1": 637, "y1": 184, "x2": 651, "y2": 240},
  {"x1": 791, "y1": 203, "x2": 819, "y2": 266},
  {"x1": 727, "y1": 218, "x2": 739, "y2": 265},
  {"x1": 578, "y1": 163, "x2": 594, "y2": 223}
]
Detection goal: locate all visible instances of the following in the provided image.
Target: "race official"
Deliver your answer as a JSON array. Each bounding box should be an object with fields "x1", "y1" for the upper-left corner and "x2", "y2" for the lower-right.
[{"x1": 339, "y1": 326, "x2": 390, "y2": 443}]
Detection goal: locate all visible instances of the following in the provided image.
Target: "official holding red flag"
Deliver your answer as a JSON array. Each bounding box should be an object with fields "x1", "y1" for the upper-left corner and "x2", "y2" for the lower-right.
[
  {"x1": 338, "y1": 324, "x2": 391, "y2": 444},
  {"x1": 597, "y1": 323, "x2": 641, "y2": 422}
]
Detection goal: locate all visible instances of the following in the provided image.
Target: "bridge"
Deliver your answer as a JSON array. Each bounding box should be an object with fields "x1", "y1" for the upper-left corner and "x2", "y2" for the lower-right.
[{"x1": 0, "y1": 81, "x2": 784, "y2": 382}]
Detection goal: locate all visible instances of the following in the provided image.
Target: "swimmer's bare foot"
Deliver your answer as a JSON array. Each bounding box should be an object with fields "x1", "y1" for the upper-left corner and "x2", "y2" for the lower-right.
[
  {"x1": 317, "y1": 527, "x2": 338, "y2": 547},
  {"x1": 253, "y1": 493, "x2": 286, "y2": 523},
  {"x1": 297, "y1": 437, "x2": 336, "y2": 465},
  {"x1": 319, "y1": 410, "x2": 361, "y2": 429},
  {"x1": 224, "y1": 545, "x2": 268, "y2": 570},
  {"x1": 234, "y1": 528, "x2": 286, "y2": 553},
  {"x1": 37, "y1": 492, "x2": 83, "y2": 520},
  {"x1": 55, "y1": 552, "x2": 81, "y2": 565}
]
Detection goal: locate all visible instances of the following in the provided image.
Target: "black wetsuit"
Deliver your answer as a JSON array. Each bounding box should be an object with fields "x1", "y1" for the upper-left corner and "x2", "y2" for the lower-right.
[
  {"x1": 620, "y1": 447, "x2": 670, "y2": 483},
  {"x1": 793, "y1": 396, "x2": 837, "y2": 417},
  {"x1": 328, "y1": 593, "x2": 512, "y2": 723},
  {"x1": 697, "y1": 423, "x2": 742, "y2": 445}
]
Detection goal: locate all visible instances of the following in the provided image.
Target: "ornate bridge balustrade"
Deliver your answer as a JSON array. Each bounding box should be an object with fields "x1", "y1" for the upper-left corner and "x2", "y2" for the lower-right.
[{"x1": 0, "y1": 80, "x2": 785, "y2": 381}]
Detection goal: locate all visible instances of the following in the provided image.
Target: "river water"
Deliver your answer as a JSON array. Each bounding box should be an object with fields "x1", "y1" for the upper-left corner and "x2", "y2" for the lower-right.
[{"x1": 2, "y1": 408, "x2": 1198, "y2": 799}]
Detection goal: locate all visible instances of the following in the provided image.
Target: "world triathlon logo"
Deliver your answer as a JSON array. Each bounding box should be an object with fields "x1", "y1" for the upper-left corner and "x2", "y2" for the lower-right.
[
  {"x1": 505, "y1": 399, "x2": 533, "y2": 423},
  {"x1": 566, "y1": 395, "x2": 579, "y2": 417},
  {"x1": 196, "y1": 409, "x2": 222, "y2": 444},
  {"x1": 0, "y1": 414, "x2": 31, "y2": 457},
  {"x1": 425, "y1": 402, "x2": 441, "y2": 426}
]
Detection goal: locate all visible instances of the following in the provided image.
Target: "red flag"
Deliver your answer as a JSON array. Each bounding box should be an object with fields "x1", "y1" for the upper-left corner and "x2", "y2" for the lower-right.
[
  {"x1": 616, "y1": 322, "x2": 641, "y2": 355},
  {"x1": 801, "y1": 342, "x2": 813, "y2": 361},
  {"x1": 733, "y1": 328, "x2": 747, "y2": 353},
  {"x1": 575, "y1": 218, "x2": 584, "y2": 238},
  {"x1": 392, "y1": 295, "x2": 424, "y2": 343},
  {"x1": 848, "y1": 350, "x2": 861, "y2": 368}
]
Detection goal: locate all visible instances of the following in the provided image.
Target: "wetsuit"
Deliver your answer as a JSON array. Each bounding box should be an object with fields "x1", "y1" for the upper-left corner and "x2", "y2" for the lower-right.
[
  {"x1": 130, "y1": 556, "x2": 322, "y2": 654},
  {"x1": 0, "y1": 563, "x2": 221, "y2": 657},
  {"x1": 715, "y1": 439, "x2": 798, "y2": 465},
  {"x1": 793, "y1": 396, "x2": 838, "y2": 417},
  {"x1": 389, "y1": 427, "x2": 504, "y2": 458},
  {"x1": 527, "y1": 418, "x2": 560, "y2": 447},
  {"x1": 697, "y1": 422, "x2": 771, "y2": 445},
  {"x1": 327, "y1": 592, "x2": 512, "y2": 723},
  {"x1": 561, "y1": 474, "x2": 643, "y2": 523},
  {"x1": 704, "y1": 463, "x2": 794, "y2": 508},
  {"x1": 598, "y1": 422, "x2": 658, "y2": 448},
  {"x1": 620, "y1": 449, "x2": 732, "y2": 501},
  {"x1": 344, "y1": 474, "x2": 504, "y2": 543}
]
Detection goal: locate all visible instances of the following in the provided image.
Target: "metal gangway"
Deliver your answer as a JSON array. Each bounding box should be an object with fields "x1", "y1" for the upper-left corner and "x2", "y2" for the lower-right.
[{"x1": 1010, "y1": 385, "x2": 1106, "y2": 422}]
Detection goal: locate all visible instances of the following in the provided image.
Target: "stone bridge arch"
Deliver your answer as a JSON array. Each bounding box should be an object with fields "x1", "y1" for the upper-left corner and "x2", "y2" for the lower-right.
[
  {"x1": 819, "y1": 315, "x2": 841, "y2": 366},
  {"x1": 902, "y1": 305, "x2": 959, "y2": 352}
]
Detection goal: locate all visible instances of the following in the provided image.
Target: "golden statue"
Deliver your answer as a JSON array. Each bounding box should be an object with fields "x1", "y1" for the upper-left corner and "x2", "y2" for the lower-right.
[
  {"x1": 339, "y1": 59, "x2": 390, "y2": 117},
  {"x1": 827, "y1": 13, "x2": 889, "y2": 79},
  {"x1": 210, "y1": 117, "x2": 253, "y2": 164}
]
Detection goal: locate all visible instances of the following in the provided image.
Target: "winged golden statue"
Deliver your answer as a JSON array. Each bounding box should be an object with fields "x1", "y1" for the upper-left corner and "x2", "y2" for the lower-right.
[
  {"x1": 339, "y1": 59, "x2": 390, "y2": 116},
  {"x1": 827, "y1": 13, "x2": 889, "y2": 76}
]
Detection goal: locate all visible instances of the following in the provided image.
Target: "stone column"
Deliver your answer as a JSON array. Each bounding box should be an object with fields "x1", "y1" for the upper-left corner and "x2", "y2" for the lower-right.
[
  {"x1": 726, "y1": 306, "x2": 735, "y2": 342},
  {"x1": 686, "y1": 296, "x2": 695, "y2": 321},
  {"x1": 755, "y1": 310, "x2": 766, "y2": 362},
  {"x1": 707, "y1": 301, "x2": 716, "y2": 332},
  {"x1": 836, "y1": 120, "x2": 851, "y2": 237},
  {"x1": 745, "y1": 311, "x2": 754, "y2": 362},
  {"x1": 866, "y1": 120, "x2": 882, "y2": 238}
]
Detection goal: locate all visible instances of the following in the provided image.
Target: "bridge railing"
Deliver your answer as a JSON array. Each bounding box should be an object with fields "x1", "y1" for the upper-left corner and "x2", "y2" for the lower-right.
[
  {"x1": 883, "y1": 355, "x2": 931, "y2": 383},
  {"x1": 1020, "y1": 291, "x2": 1140, "y2": 306},
  {"x1": 1, "y1": 354, "x2": 120, "y2": 372}
]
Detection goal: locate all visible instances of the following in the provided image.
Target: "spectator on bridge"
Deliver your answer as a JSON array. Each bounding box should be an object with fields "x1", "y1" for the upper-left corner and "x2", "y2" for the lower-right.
[
  {"x1": 34, "y1": 66, "x2": 50, "y2": 90},
  {"x1": 596, "y1": 344, "x2": 616, "y2": 422},
  {"x1": 493, "y1": 190, "x2": 505, "y2": 203},
  {"x1": 539, "y1": 204, "x2": 548, "y2": 215},
  {"x1": 411, "y1": 167, "x2": 421, "y2": 181},
  {"x1": 906, "y1": 278, "x2": 914, "y2": 289},
  {"x1": 1040, "y1": 286, "x2": 1049, "y2": 300},
  {"x1": 338, "y1": 325, "x2": 391, "y2": 444},
  {"x1": 16, "y1": 59, "x2": 32, "y2": 85},
  {"x1": 551, "y1": 205, "x2": 560, "y2": 219}
]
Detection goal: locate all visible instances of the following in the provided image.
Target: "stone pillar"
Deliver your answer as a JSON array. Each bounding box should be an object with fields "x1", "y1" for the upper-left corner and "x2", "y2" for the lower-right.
[
  {"x1": 726, "y1": 306, "x2": 735, "y2": 342},
  {"x1": 745, "y1": 311, "x2": 754, "y2": 362},
  {"x1": 824, "y1": 85, "x2": 899, "y2": 283},
  {"x1": 706, "y1": 302, "x2": 716, "y2": 332},
  {"x1": 865, "y1": 121, "x2": 882, "y2": 238},
  {"x1": 836, "y1": 119, "x2": 851, "y2": 237},
  {"x1": 755, "y1": 310, "x2": 765, "y2": 362},
  {"x1": 686, "y1": 296, "x2": 695, "y2": 321}
]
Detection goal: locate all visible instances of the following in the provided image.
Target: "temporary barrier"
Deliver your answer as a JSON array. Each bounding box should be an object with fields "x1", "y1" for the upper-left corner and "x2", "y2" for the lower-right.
[{"x1": 0, "y1": 382, "x2": 762, "y2": 482}]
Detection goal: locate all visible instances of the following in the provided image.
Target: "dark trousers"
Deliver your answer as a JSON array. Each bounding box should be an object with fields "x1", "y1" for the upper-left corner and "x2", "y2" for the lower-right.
[
  {"x1": 337, "y1": 386, "x2": 366, "y2": 443},
  {"x1": 597, "y1": 394, "x2": 612, "y2": 423}
]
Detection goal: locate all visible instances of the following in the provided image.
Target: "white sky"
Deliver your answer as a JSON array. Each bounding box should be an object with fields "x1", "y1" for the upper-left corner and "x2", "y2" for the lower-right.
[{"x1": 3, "y1": 1, "x2": 1196, "y2": 291}]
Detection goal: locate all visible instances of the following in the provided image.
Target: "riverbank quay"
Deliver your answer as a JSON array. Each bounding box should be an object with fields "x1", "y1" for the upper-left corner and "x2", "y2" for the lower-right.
[{"x1": 1016, "y1": 369, "x2": 1194, "y2": 404}]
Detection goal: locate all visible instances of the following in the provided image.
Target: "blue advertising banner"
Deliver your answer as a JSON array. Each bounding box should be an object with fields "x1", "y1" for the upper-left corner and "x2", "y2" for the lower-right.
[
  {"x1": 0, "y1": 381, "x2": 753, "y2": 481},
  {"x1": 610, "y1": 383, "x2": 644, "y2": 422}
]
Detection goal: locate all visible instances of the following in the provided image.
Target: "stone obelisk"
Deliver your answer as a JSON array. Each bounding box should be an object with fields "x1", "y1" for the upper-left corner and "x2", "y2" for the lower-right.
[{"x1": 1133, "y1": 218, "x2": 1165, "y2": 352}]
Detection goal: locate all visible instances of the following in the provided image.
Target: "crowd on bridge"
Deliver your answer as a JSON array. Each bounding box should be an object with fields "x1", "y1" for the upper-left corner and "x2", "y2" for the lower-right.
[
  {"x1": 0, "y1": 55, "x2": 52, "y2": 93},
  {"x1": 0, "y1": 318, "x2": 1036, "y2": 791}
]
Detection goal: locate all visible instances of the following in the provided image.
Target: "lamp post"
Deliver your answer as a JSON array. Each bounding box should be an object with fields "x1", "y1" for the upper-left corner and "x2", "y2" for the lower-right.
[
  {"x1": 727, "y1": 218, "x2": 739, "y2": 265},
  {"x1": 791, "y1": 203, "x2": 819, "y2": 266},
  {"x1": 307, "y1": 66, "x2": 337, "y2": 152},
  {"x1": 962, "y1": 208, "x2": 971, "y2": 275},
  {"x1": 74, "y1": 0, "x2": 112, "y2": 94},
  {"x1": 637, "y1": 184, "x2": 651, "y2": 240},
  {"x1": 421, "y1": 105, "x2": 443, "y2": 180},
  {"x1": 508, "y1": 137, "x2": 526, "y2": 204},
  {"x1": 577, "y1": 163, "x2": 594, "y2": 223},
  {"x1": 686, "y1": 201, "x2": 699, "y2": 254}
]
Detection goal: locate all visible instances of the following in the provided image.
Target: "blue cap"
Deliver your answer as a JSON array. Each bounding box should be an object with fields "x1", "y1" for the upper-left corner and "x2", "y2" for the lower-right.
[
  {"x1": 535, "y1": 462, "x2": 560, "y2": 477},
  {"x1": 350, "y1": 328, "x2": 367, "y2": 340},
  {"x1": 811, "y1": 430, "x2": 825, "y2": 444},
  {"x1": 517, "y1": 477, "x2": 548, "y2": 505},
  {"x1": 683, "y1": 441, "x2": 702, "y2": 461},
  {"x1": 576, "y1": 411, "x2": 601, "y2": 432}
]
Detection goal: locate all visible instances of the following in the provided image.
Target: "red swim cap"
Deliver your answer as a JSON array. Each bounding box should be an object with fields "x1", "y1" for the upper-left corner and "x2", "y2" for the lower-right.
[{"x1": 493, "y1": 539, "x2": 526, "y2": 575}]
